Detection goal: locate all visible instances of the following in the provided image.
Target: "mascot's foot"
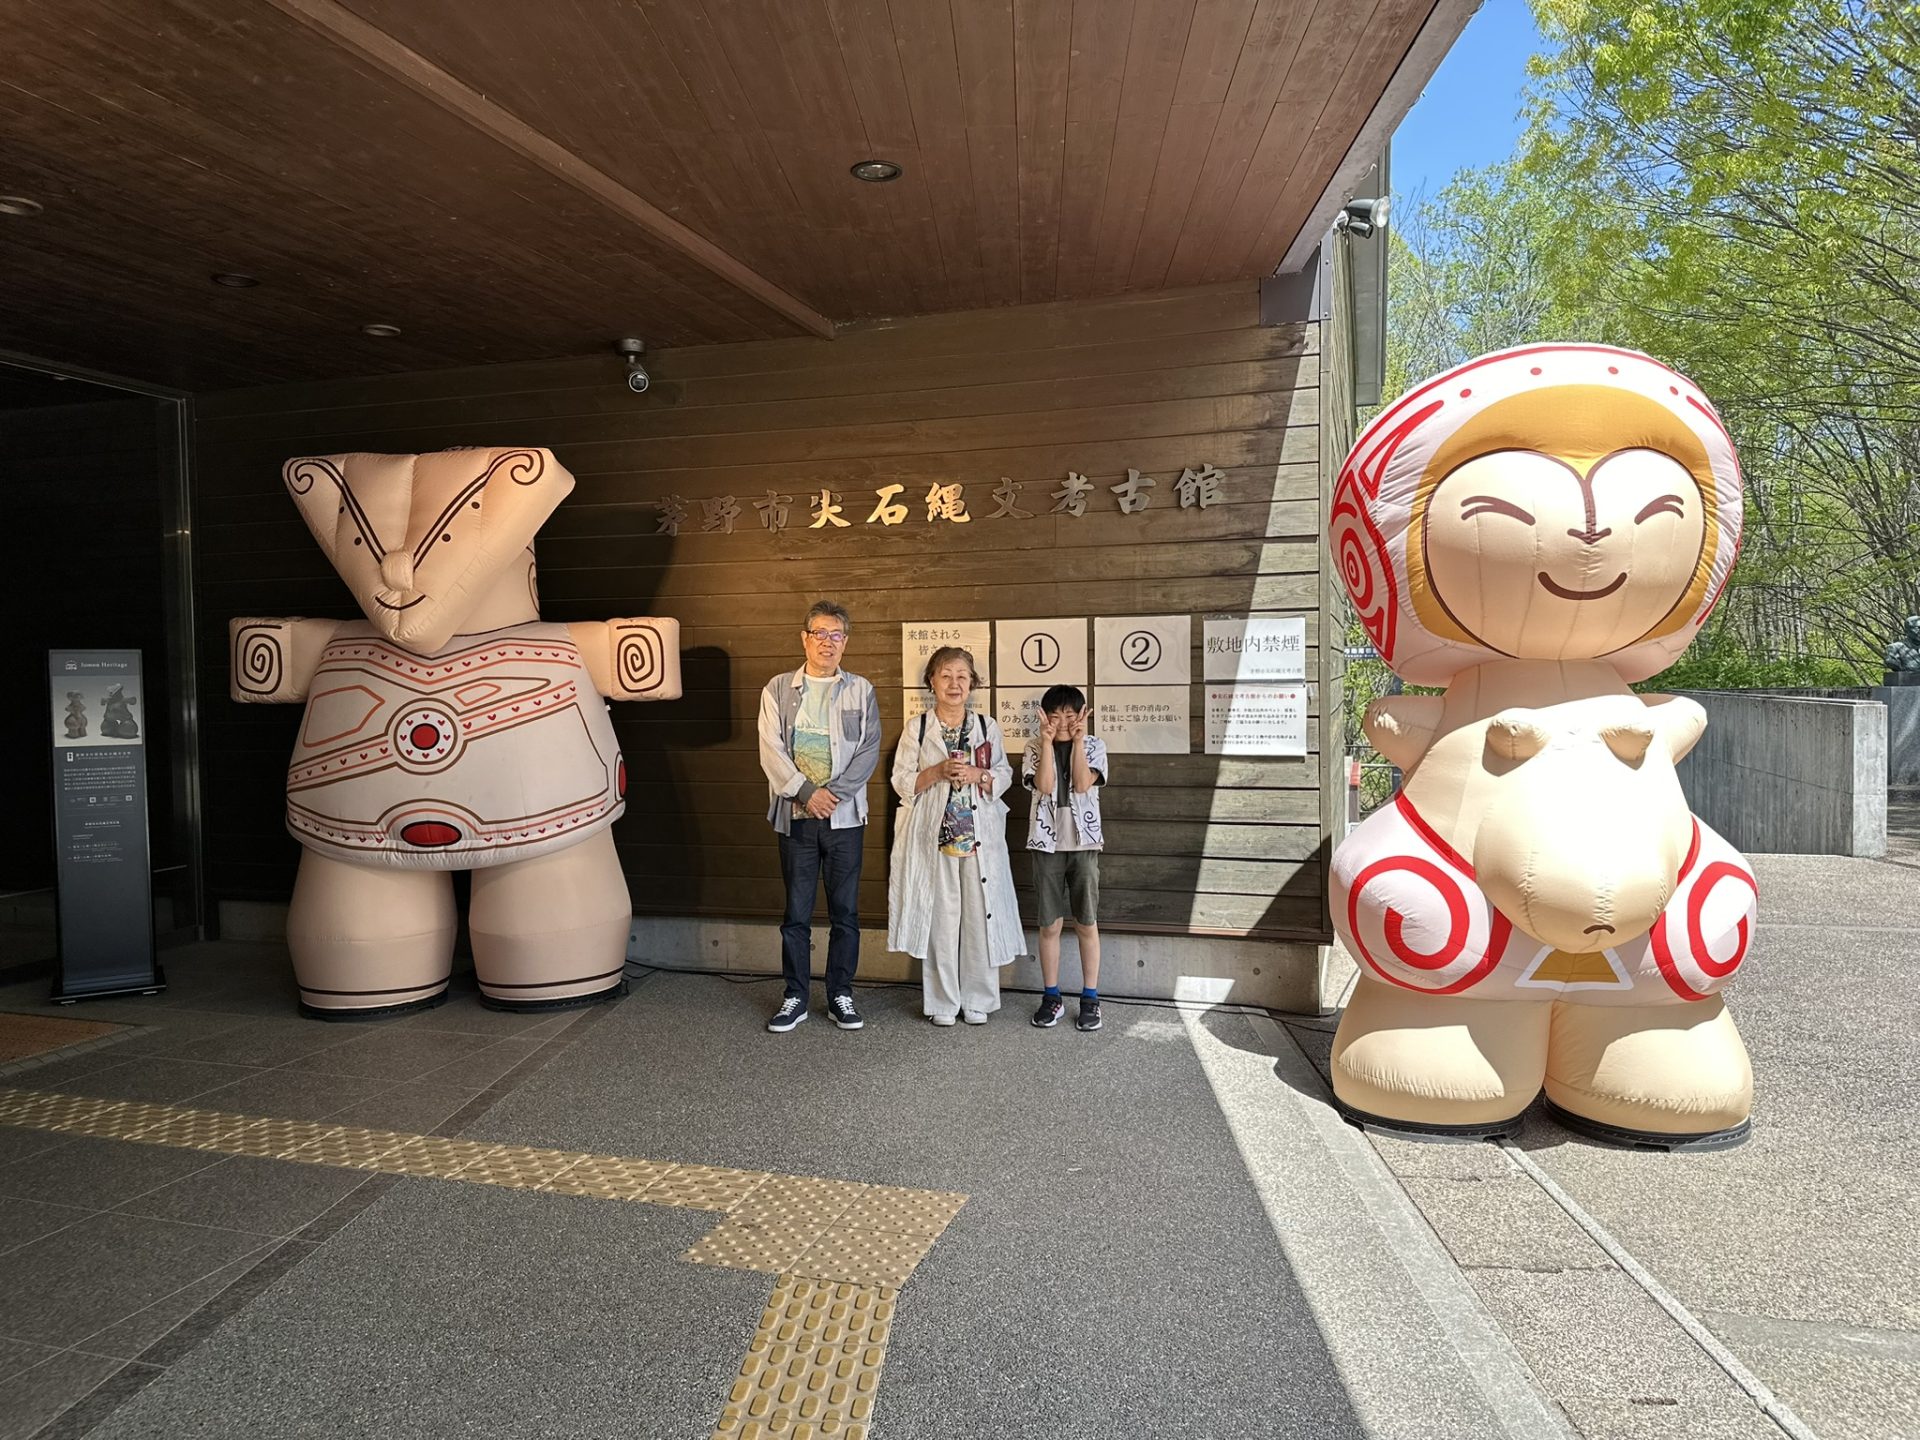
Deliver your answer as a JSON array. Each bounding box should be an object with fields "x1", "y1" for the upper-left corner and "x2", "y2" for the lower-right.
[
  {"x1": 1544, "y1": 997, "x2": 1752, "y2": 1149},
  {"x1": 469, "y1": 831, "x2": 633, "y2": 1010},
  {"x1": 1331, "y1": 977, "x2": 1550, "y2": 1136},
  {"x1": 288, "y1": 852, "x2": 456, "y2": 1019}
]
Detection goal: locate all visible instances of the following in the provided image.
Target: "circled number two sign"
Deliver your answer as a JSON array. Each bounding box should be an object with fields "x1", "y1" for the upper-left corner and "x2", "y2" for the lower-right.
[{"x1": 1094, "y1": 616, "x2": 1189, "y2": 686}]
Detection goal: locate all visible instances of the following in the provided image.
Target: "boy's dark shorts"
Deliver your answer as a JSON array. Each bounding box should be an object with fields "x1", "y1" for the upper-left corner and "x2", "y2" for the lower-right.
[{"x1": 1033, "y1": 850, "x2": 1100, "y2": 927}]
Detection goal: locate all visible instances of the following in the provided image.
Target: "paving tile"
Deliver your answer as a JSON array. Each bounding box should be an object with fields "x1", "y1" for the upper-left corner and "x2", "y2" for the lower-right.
[
  {"x1": 2, "y1": 1049, "x2": 140, "y2": 1091},
  {"x1": 790, "y1": 1229, "x2": 937, "y2": 1290},
  {"x1": 1400, "y1": 1176, "x2": 1614, "y2": 1272},
  {"x1": 283, "y1": 1029, "x2": 501, "y2": 1082},
  {"x1": 72, "y1": 1247, "x2": 272, "y2": 1360},
  {"x1": 183, "y1": 1067, "x2": 391, "y2": 1121},
  {"x1": 536, "y1": 1153, "x2": 674, "y2": 1200},
  {"x1": 0, "y1": 1336, "x2": 61, "y2": 1383},
  {"x1": 0, "y1": 1194, "x2": 93, "y2": 1256},
  {"x1": 413, "y1": 1037, "x2": 548, "y2": 1090},
  {"x1": 0, "y1": 1211, "x2": 273, "y2": 1348},
  {"x1": 0, "y1": 1125, "x2": 74, "y2": 1169},
  {"x1": 135, "y1": 1239, "x2": 318, "y2": 1367},
  {"x1": 165, "y1": 1019, "x2": 360, "y2": 1069},
  {"x1": 30, "y1": 1359, "x2": 164, "y2": 1439},
  {"x1": 113, "y1": 1155, "x2": 369, "y2": 1237},
  {"x1": 449, "y1": 1144, "x2": 585, "y2": 1190},
  {"x1": 0, "y1": 1348, "x2": 125, "y2": 1440},
  {"x1": 0, "y1": 1135, "x2": 224, "y2": 1210},
  {"x1": 839, "y1": 1186, "x2": 966, "y2": 1239},
  {"x1": 322, "y1": 1081, "x2": 480, "y2": 1135},
  {"x1": 293, "y1": 1178, "x2": 393, "y2": 1244},
  {"x1": 32, "y1": 1058, "x2": 261, "y2": 1106},
  {"x1": 645, "y1": 1163, "x2": 771, "y2": 1212},
  {"x1": 276, "y1": 1125, "x2": 415, "y2": 1171}
]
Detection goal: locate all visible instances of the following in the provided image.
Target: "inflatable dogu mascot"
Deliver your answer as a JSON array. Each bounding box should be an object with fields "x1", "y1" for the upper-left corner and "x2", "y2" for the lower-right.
[
  {"x1": 232, "y1": 448, "x2": 680, "y2": 1018},
  {"x1": 1329, "y1": 345, "x2": 1756, "y2": 1147}
]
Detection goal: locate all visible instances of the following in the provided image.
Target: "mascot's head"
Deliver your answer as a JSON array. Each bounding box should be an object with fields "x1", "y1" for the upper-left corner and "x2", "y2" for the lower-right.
[
  {"x1": 1329, "y1": 344, "x2": 1743, "y2": 685},
  {"x1": 282, "y1": 447, "x2": 569, "y2": 654}
]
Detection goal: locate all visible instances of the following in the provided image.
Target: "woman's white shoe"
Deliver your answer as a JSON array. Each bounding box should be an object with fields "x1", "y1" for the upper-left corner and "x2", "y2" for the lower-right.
[{"x1": 929, "y1": 1013, "x2": 958, "y2": 1027}]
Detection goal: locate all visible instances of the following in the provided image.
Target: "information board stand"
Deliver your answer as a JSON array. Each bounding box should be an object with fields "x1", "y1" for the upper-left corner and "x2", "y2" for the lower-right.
[{"x1": 48, "y1": 649, "x2": 164, "y2": 1002}]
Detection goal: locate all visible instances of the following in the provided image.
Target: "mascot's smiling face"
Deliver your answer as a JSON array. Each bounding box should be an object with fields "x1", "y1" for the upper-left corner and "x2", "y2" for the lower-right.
[{"x1": 1410, "y1": 385, "x2": 1719, "y2": 665}]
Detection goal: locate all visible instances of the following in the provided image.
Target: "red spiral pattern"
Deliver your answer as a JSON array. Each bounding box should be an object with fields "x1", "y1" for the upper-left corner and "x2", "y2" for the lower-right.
[
  {"x1": 1653, "y1": 860, "x2": 1757, "y2": 1000},
  {"x1": 1345, "y1": 854, "x2": 1504, "y2": 995},
  {"x1": 1329, "y1": 476, "x2": 1398, "y2": 662}
]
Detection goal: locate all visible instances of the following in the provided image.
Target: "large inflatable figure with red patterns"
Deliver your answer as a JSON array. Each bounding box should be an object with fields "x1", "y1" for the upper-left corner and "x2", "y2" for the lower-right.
[
  {"x1": 1328, "y1": 345, "x2": 1756, "y2": 1147},
  {"x1": 230, "y1": 447, "x2": 680, "y2": 1018}
]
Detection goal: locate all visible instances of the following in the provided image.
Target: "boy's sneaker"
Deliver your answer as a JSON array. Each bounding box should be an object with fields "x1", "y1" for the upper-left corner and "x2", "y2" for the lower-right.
[
  {"x1": 1075, "y1": 997, "x2": 1102, "y2": 1032},
  {"x1": 828, "y1": 994, "x2": 864, "y2": 1030},
  {"x1": 1031, "y1": 994, "x2": 1065, "y2": 1028},
  {"x1": 766, "y1": 996, "x2": 808, "y2": 1033}
]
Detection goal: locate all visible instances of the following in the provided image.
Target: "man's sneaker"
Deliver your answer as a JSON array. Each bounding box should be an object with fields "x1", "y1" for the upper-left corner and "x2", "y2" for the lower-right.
[
  {"x1": 766, "y1": 996, "x2": 808, "y2": 1033},
  {"x1": 1075, "y1": 997, "x2": 1103, "y2": 1032},
  {"x1": 828, "y1": 994, "x2": 864, "y2": 1030},
  {"x1": 1032, "y1": 994, "x2": 1065, "y2": 1028}
]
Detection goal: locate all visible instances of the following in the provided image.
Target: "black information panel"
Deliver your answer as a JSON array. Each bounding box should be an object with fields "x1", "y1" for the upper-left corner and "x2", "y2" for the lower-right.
[{"x1": 48, "y1": 649, "x2": 163, "y2": 1001}]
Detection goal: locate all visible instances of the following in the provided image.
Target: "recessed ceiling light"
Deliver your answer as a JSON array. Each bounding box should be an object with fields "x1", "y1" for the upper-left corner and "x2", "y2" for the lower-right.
[
  {"x1": 849, "y1": 160, "x2": 902, "y2": 183},
  {"x1": 362, "y1": 323, "x2": 402, "y2": 338},
  {"x1": 0, "y1": 195, "x2": 43, "y2": 217},
  {"x1": 211, "y1": 272, "x2": 260, "y2": 288}
]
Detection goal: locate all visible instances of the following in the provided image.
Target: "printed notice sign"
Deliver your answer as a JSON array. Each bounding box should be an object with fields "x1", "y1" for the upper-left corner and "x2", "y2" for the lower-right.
[
  {"x1": 1205, "y1": 683, "x2": 1308, "y2": 756},
  {"x1": 1203, "y1": 617, "x2": 1307, "y2": 681},
  {"x1": 996, "y1": 618, "x2": 1088, "y2": 686},
  {"x1": 1095, "y1": 686, "x2": 1190, "y2": 754},
  {"x1": 48, "y1": 648, "x2": 161, "y2": 1000},
  {"x1": 1094, "y1": 616, "x2": 1190, "y2": 686},
  {"x1": 994, "y1": 687, "x2": 1055, "y2": 754},
  {"x1": 901, "y1": 621, "x2": 992, "y2": 689},
  {"x1": 904, "y1": 688, "x2": 993, "y2": 731}
]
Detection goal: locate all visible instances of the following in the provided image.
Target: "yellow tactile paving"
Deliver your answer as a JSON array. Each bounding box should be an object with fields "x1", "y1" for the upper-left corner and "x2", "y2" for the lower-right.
[
  {"x1": 839, "y1": 1186, "x2": 967, "y2": 1239},
  {"x1": 538, "y1": 1152, "x2": 674, "y2": 1199},
  {"x1": 790, "y1": 1229, "x2": 938, "y2": 1290},
  {"x1": 0, "y1": 1083, "x2": 967, "y2": 1440},
  {"x1": 645, "y1": 1162, "x2": 773, "y2": 1212},
  {"x1": 713, "y1": 1279, "x2": 895, "y2": 1440},
  {"x1": 452, "y1": 1144, "x2": 586, "y2": 1190}
]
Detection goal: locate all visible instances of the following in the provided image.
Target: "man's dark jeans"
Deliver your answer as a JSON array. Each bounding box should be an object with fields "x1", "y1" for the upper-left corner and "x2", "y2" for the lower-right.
[{"x1": 778, "y1": 819, "x2": 863, "y2": 1000}]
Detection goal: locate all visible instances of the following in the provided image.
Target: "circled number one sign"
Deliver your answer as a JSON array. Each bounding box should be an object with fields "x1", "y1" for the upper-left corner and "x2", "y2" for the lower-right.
[
  {"x1": 1021, "y1": 634, "x2": 1061, "y2": 674},
  {"x1": 1121, "y1": 630, "x2": 1163, "y2": 672}
]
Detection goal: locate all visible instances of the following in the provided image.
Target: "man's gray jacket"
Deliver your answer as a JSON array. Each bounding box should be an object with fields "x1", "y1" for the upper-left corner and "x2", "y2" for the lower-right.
[{"x1": 757, "y1": 668, "x2": 881, "y2": 835}]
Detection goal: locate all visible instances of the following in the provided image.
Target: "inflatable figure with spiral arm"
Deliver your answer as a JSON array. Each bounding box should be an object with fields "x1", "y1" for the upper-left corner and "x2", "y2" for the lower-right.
[
  {"x1": 231, "y1": 447, "x2": 680, "y2": 1017},
  {"x1": 1328, "y1": 345, "x2": 1756, "y2": 1146}
]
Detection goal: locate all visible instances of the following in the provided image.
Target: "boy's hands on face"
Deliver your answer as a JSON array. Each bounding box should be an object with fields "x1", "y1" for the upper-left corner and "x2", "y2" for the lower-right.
[
  {"x1": 1039, "y1": 710, "x2": 1060, "y2": 741},
  {"x1": 1068, "y1": 707, "x2": 1088, "y2": 739}
]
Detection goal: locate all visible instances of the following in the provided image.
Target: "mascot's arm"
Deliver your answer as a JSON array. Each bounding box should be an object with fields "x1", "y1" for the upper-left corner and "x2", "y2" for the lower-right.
[
  {"x1": 228, "y1": 618, "x2": 343, "y2": 704},
  {"x1": 1637, "y1": 693, "x2": 1709, "y2": 764},
  {"x1": 1363, "y1": 694, "x2": 1444, "y2": 771},
  {"x1": 568, "y1": 618, "x2": 684, "y2": 702}
]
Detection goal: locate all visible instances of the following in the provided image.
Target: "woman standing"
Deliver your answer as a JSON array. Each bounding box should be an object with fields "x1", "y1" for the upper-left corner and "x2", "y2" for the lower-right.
[{"x1": 888, "y1": 647, "x2": 1024, "y2": 1024}]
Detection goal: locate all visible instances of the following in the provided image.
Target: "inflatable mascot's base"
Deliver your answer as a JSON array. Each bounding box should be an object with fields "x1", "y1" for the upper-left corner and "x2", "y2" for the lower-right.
[
  {"x1": 232, "y1": 448, "x2": 680, "y2": 1018},
  {"x1": 1328, "y1": 345, "x2": 1756, "y2": 1148}
]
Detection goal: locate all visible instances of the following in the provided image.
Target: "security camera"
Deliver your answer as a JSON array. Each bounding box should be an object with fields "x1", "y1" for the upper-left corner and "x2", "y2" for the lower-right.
[{"x1": 613, "y1": 337, "x2": 649, "y2": 394}]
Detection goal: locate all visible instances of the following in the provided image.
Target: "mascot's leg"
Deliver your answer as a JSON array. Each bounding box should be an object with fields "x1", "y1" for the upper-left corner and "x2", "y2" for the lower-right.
[
  {"x1": 1331, "y1": 977, "x2": 1551, "y2": 1135},
  {"x1": 287, "y1": 849, "x2": 456, "y2": 1018},
  {"x1": 468, "y1": 829, "x2": 631, "y2": 1010},
  {"x1": 1545, "y1": 998, "x2": 1752, "y2": 1147}
]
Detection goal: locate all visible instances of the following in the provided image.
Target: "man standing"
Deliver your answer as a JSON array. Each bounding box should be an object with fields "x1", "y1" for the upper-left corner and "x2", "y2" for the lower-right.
[{"x1": 757, "y1": 600, "x2": 880, "y2": 1032}]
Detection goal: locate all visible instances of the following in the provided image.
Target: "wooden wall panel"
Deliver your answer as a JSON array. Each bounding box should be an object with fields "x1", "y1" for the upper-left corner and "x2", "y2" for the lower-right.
[{"x1": 193, "y1": 282, "x2": 1332, "y2": 940}]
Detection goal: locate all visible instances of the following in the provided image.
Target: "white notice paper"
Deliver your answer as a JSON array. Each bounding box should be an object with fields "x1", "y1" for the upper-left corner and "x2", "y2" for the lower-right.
[
  {"x1": 901, "y1": 621, "x2": 992, "y2": 690},
  {"x1": 994, "y1": 687, "x2": 1052, "y2": 754},
  {"x1": 1205, "y1": 684, "x2": 1308, "y2": 756},
  {"x1": 904, "y1": 689, "x2": 993, "y2": 732},
  {"x1": 1094, "y1": 686, "x2": 1190, "y2": 755},
  {"x1": 1202, "y1": 617, "x2": 1307, "y2": 681},
  {"x1": 1094, "y1": 615, "x2": 1190, "y2": 686},
  {"x1": 995, "y1": 618, "x2": 1088, "y2": 686}
]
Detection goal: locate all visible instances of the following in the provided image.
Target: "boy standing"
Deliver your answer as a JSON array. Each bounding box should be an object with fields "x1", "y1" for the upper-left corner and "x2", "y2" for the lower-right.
[{"x1": 1022, "y1": 685, "x2": 1107, "y2": 1031}]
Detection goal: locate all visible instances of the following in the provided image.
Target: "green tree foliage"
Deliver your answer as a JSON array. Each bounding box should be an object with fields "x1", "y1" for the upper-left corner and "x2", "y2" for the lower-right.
[{"x1": 1380, "y1": 0, "x2": 1919, "y2": 684}]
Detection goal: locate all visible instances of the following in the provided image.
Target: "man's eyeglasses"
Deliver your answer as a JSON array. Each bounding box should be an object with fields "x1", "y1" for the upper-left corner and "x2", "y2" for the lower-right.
[{"x1": 805, "y1": 629, "x2": 848, "y2": 644}]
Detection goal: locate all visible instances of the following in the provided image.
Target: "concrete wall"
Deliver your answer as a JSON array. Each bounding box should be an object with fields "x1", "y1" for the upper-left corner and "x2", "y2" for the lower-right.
[{"x1": 1674, "y1": 691, "x2": 1887, "y2": 857}]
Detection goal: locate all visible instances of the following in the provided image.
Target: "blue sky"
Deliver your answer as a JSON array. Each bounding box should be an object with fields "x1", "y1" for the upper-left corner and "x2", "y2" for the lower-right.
[{"x1": 1390, "y1": 0, "x2": 1549, "y2": 205}]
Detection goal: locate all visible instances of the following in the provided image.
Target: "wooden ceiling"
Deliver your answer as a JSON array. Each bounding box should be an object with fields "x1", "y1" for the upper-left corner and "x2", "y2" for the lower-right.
[{"x1": 0, "y1": 0, "x2": 1456, "y2": 389}]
